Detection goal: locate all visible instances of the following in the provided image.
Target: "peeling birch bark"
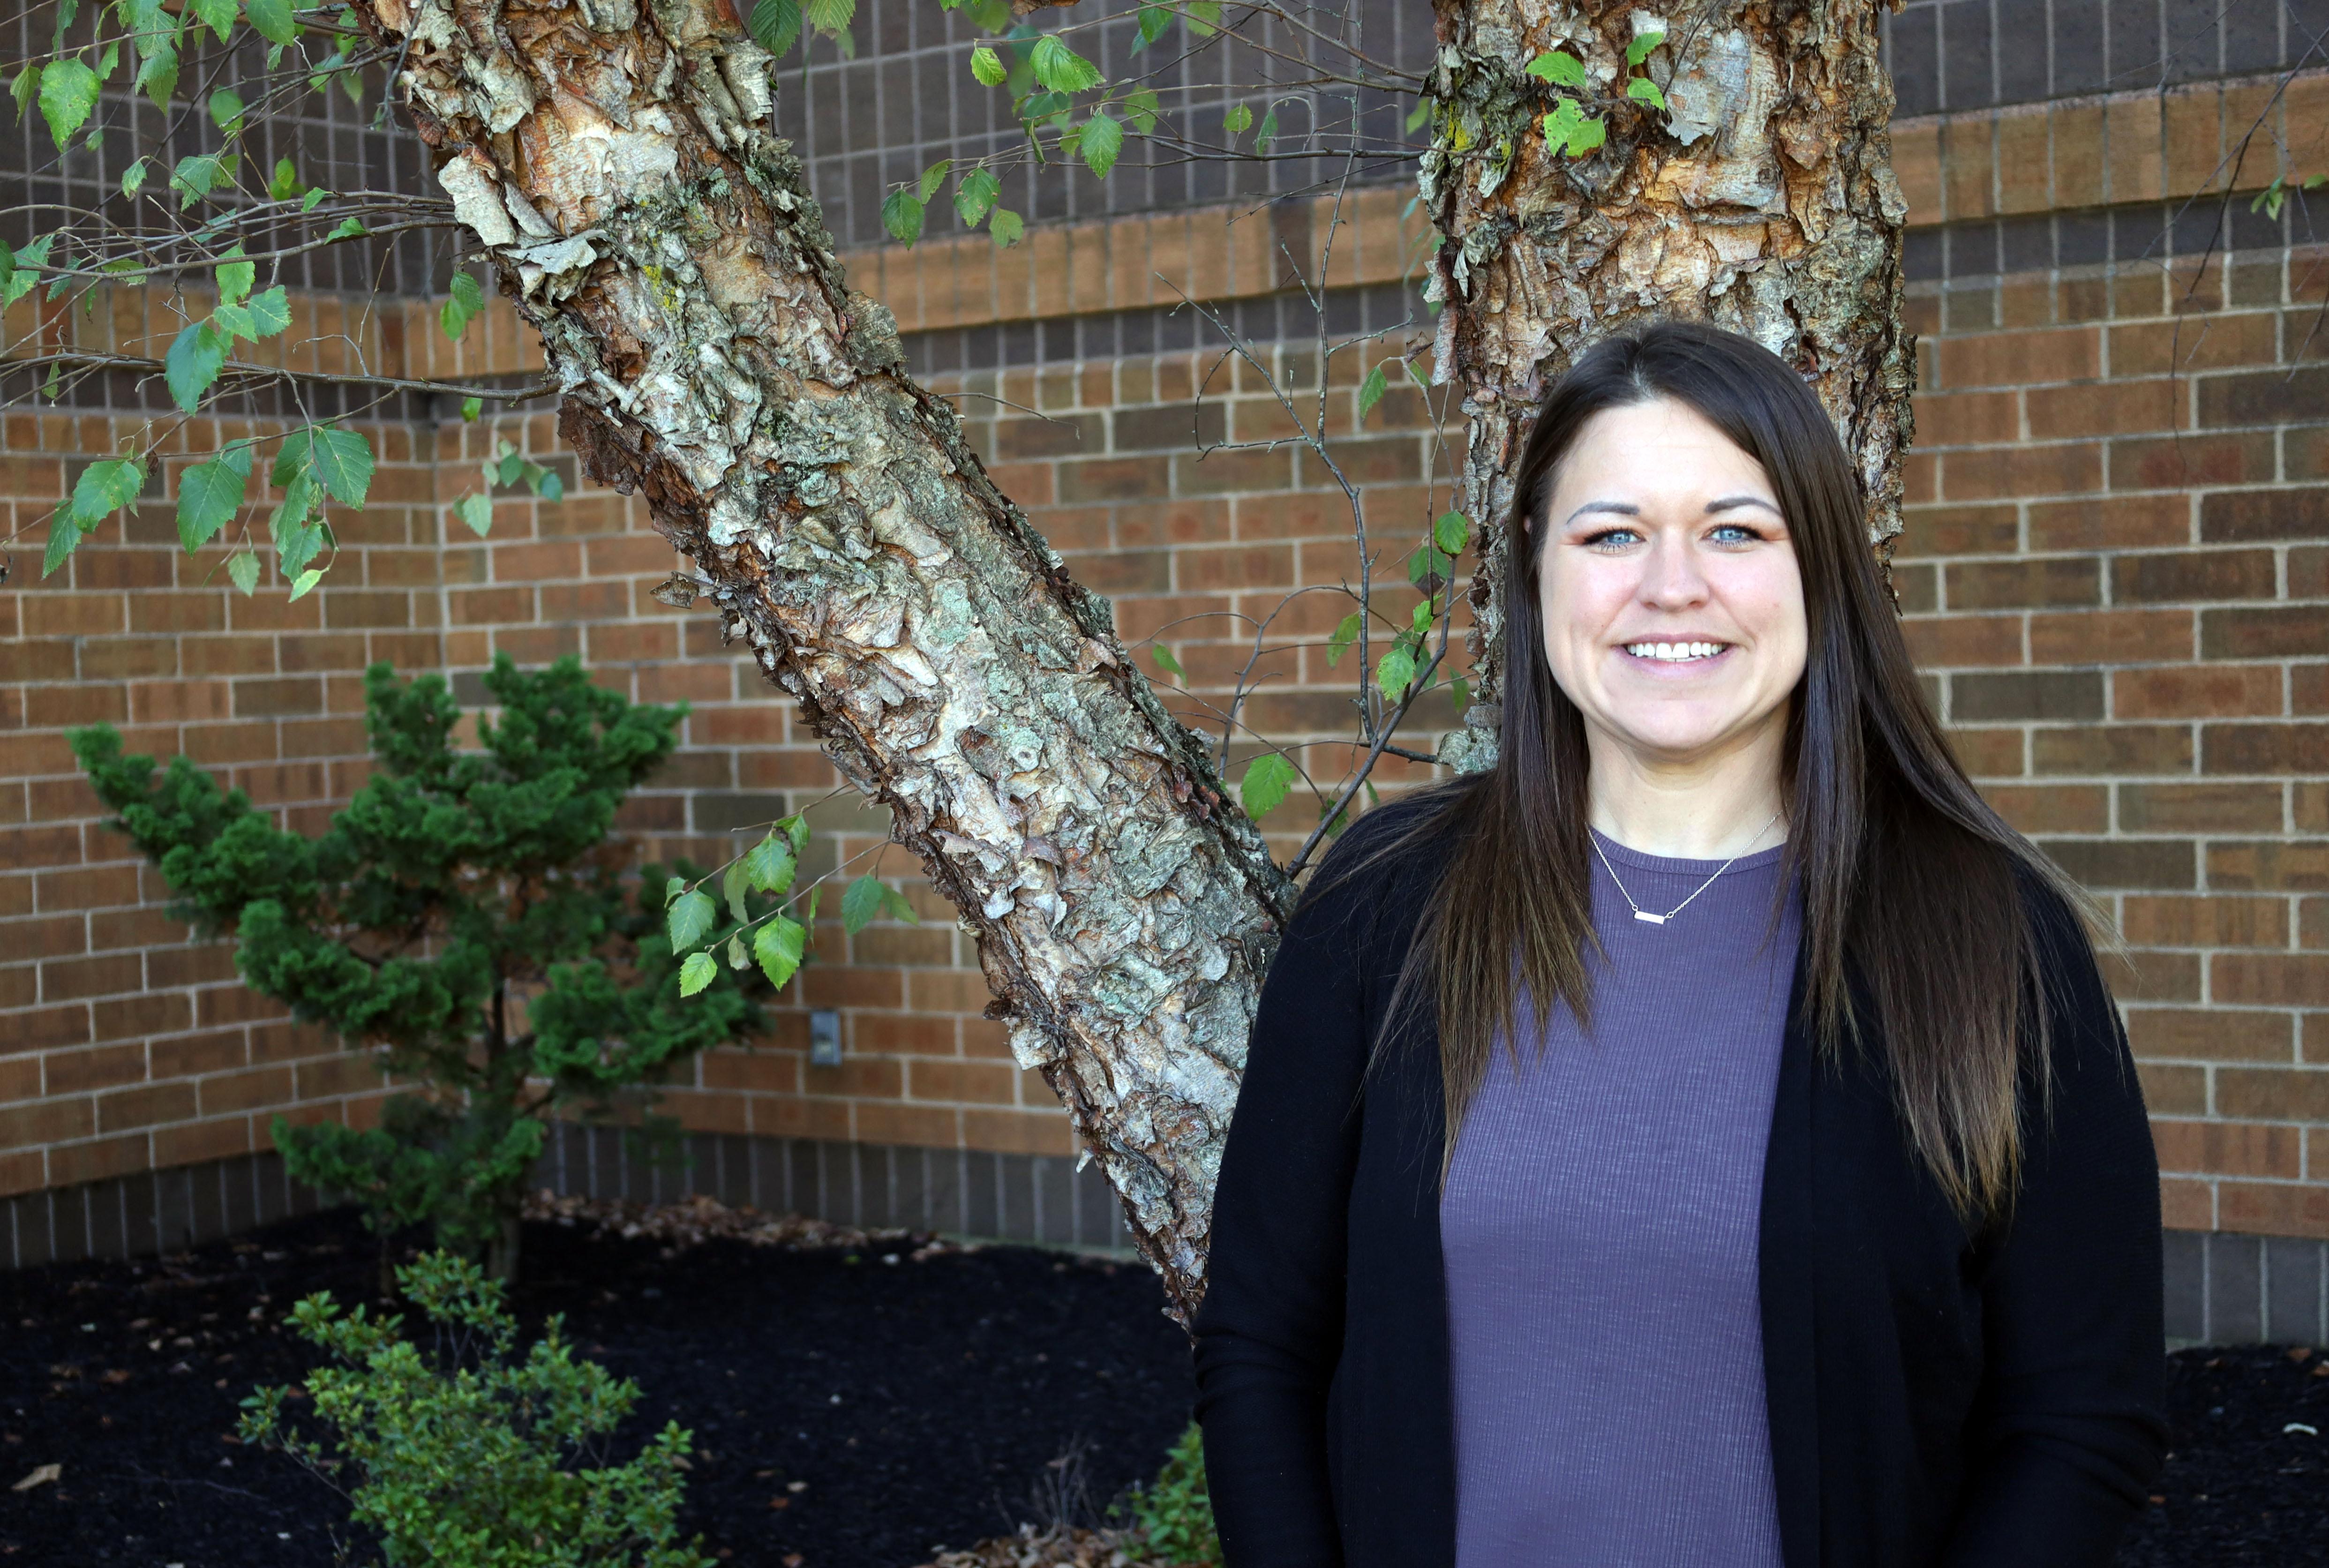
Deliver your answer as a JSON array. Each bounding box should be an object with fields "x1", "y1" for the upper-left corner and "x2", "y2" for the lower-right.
[
  {"x1": 362, "y1": 0, "x2": 1294, "y2": 1320},
  {"x1": 1423, "y1": 0, "x2": 1914, "y2": 771}
]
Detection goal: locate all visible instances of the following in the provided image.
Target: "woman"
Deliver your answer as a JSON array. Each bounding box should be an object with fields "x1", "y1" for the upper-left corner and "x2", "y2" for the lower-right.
[{"x1": 1190, "y1": 321, "x2": 2167, "y2": 1568}]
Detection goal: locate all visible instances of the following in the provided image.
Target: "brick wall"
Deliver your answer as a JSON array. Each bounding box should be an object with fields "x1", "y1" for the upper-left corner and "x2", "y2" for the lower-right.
[{"x1": 4, "y1": 64, "x2": 2328, "y2": 1309}]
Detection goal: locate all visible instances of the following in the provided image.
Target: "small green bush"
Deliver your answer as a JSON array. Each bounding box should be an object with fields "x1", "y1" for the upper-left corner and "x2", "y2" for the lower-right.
[
  {"x1": 1121, "y1": 1423, "x2": 1220, "y2": 1568},
  {"x1": 238, "y1": 1249, "x2": 714, "y2": 1568}
]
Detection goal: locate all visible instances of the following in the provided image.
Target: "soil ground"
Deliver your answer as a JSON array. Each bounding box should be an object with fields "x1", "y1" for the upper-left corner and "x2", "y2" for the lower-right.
[{"x1": 3, "y1": 1201, "x2": 2323, "y2": 1567}]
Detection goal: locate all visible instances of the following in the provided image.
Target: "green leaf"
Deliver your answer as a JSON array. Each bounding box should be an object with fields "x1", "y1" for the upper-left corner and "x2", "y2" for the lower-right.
[
  {"x1": 1408, "y1": 542, "x2": 1453, "y2": 590},
  {"x1": 1376, "y1": 645, "x2": 1417, "y2": 704},
  {"x1": 1525, "y1": 50, "x2": 1587, "y2": 89},
  {"x1": 134, "y1": 41, "x2": 177, "y2": 109},
  {"x1": 275, "y1": 514, "x2": 323, "y2": 577},
  {"x1": 1029, "y1": 34, "x2": 1102, "y2": 93},
  {"x1": 42, "y1": 503, "x2": 83, "y2": 579},
  {"x1": 954, "y1": 168, "x2": 1000, "y2": 227},
  {"x1": 460, "y1": 396, "x2": 482, "y2": 422},
  {"x1": 1080, "y1": 110, "x2": 1123, "y2": 178},
  {"x1": 1543, "y1": 98, "x2": 1582, "y2": 144},
  {"x1": 38, "y1": 58, "x2": 99, "y2": 150},
  {"x1": 840, "y1": 875, "x2": 886, "y2": 935},
  {"x1": 1566, "y1": 114, "x2": 1607, "y2": 156},
  {"x1": 722, "y1": 856, "x2": 753, "y2": 925},
  {"x1": 1133, "y1": 4, "x2": 1170, "y2": 49},
  {"x1": 454, "y1": 492, "x2": 494, "y2": 536},
  {"x1": 1224, "y1": 102, "x2": 1251, "y2": 135},
  {"x1": 1240, "y1": 753, "x2": 1296, "y2": 820},
  {"x1": 678, "y1": 951, "x2": 718, "y2": 997},
  {"x1": 216, "y1": 249, "x2": 255, "y2": 306},
  {"x1": 804, "y1": 0, "x2": 853, "y2": 31},
  {"x1": 534, "y1": 469, "x2": 563, "y2": 502},
  {"x1": 326, "y1": 216, "x2": 366, "y2": 240},
  {"x1": 1358, "y1": 362, "x2": 1388, "y2": 420},
  {"x1": 225, "y1": 549, "x2": 260, "y2": 594},
  {"x1": 880, "y1": 187, "x2": 925, "y2": 246},
  {"x1": 208, "y1": 86, "x2": 245, "y2": 132},
  {"x1": 1434, "y1": 510, "x2": 1469, "y2": 556},
  {"x1": 782, "y1": 814, "x2": 811, "y2": 854},
  {"x1": 440, "y1": 270, "x2": 485, "y2": 342},
  {"x1": 753, "y1": 915, "x2": 807, "y2": 990},
  {"x1": 1406, "y1": 95, "x2": 1433, "y2": 133},
  {"x1": 188, "y1": 0, "x2": 234, "y2": 39},
  {"x1": 988, "y1": 208, "x2": 1022, "y2": 248},
  {"x1": 268, "y1": 156, "x2": 300, "y2": 200},
  {"x1": 667, "y1": 889, "x2": 718, "y2": 952},
  {"x1": 917, "y1": 160, "x2": 953, "y2": 203},
  {"x1": 728, "y1": 933, "x2": 751, "y2": 969},
  {"x1": 665, "y1": 875, "x2": 688, "y2": 908},
  {"x1": 177, "y1": 445, "x2": 252, "y2": 550},
  {"x1": 246, "y1": 285, "x2": 290, "y2": 338},
  {"x1": 301, "y1": 187, "x2": 327, "y2": 212},
  {"x1": 747, "y1": 0, "x2": 801, "y2": 56},
  {"x1": 308, "y1": 427, "x2": 373, "y2": 507},
  {"x1": 71, "y1": 457, "x2": 147, "y2": 528},
  {"x1": 245, "y1": 0, "x2": 296, "y2": 45},
  {"x1": 1255, "y1": 106, "x2": 1278, "y2": 154},
  {"x1": 9, "y1": 64, "x2": 38, "y2": 124},
  {"x1": 166, "y1": 321, "x2": 229, "y2": 413},
  {"x1": 171, "y1": 152, "x2": 233, "y2": 210},
  {"x1": 881, "y1": 885, "x2": 919, "y2": 924},
  {"x1": 1151, "y1": 643, "x2": 1183, "y2": 682},
  {"x1": 286, "y1": 566, "x2": 324, "y2": 600},
  {"x1": 1627, "y1": 75, "x2": 1666, "y2": 111},
  {"x1": 970, "y1": 45, "x2": 1006, "y2": 86},
  {"x1": 1185, "y1": 0, "x2": 1219, "y2": 35},
  {"x1": 1625, "y1": 29, "x2": 1665, "y2": 66},
  {"x1": 1123, "y1": 87, "x2": 1159, "y2": 135},
  {"x1": 1452, "y1": 674, "x2": 1472, "y2": 712},
  {"x1": 121, "y1": 157, "x2": 150, "y2": 198},
  {"x1": 492, "y1": 443, "x2": 524, "y2": 487},
  {"x1": 743, "y1": 833, "x2": 797, "y2": 896},
  {"x1": 1325, "y1": 610, "x2": 1361, "y2": 667}
]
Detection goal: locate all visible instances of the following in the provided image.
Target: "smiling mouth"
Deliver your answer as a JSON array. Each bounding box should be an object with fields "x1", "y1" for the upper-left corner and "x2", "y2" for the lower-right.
[{"x1": 1622, "y1": 640, "x2": 1730, "y2": 663}]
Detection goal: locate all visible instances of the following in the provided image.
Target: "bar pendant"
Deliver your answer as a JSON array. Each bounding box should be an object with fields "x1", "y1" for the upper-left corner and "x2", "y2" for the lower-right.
[{"x1": 1633, "y1": 910, "x2": 1667, "y2": 925}]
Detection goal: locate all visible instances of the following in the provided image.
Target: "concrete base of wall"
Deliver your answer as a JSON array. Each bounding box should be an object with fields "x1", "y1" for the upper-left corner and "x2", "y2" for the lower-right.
[{"x1": 9, "y1": 1133, "x2": 2324, "y2": 1350}]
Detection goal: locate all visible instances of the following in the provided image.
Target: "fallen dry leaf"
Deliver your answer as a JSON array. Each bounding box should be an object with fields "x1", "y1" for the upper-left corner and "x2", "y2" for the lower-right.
[{"x1": 10, "y1": 1465, "x2": 60, "y2": 1493}]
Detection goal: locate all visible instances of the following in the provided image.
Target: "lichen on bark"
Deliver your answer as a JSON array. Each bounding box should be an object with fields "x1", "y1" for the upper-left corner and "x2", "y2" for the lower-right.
[
  {"x1": 1423, "y1": 0, "x2": 1915, "y2": 773},
  {"x1": 366, "y1": 0, "x2": 1294, "y2": 1319}
]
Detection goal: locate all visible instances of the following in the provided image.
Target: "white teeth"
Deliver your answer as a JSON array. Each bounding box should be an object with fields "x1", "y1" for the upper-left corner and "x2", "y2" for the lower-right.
[{"x1": 1623, "y1": 640, "x2": 1725, "y2": 662}]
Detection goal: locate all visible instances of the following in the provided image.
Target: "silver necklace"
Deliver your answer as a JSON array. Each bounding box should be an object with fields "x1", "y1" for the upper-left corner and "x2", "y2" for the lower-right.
[{"x1": 1588, "y1": 812, "x2": 1782, "y2": 927}]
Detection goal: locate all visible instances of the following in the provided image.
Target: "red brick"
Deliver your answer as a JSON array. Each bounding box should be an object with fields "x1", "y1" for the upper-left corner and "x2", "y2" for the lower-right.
[{"x1": 2112, "y1": 664, "x2": 2283, "y2": 719}]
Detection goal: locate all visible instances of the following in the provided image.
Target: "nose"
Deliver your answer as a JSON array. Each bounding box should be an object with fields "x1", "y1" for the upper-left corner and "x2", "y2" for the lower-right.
[{"x1": 1638, "y1": 530, "x2": 1710, "y2": 609}]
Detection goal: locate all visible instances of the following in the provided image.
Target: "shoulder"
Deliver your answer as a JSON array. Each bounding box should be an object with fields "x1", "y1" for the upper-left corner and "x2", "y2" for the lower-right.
[{"x1": 1293, "y1": 780, "x2": 1469, "y2": 927}]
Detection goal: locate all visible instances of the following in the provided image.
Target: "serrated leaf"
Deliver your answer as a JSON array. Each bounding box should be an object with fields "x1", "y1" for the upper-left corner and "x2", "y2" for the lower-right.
[
  {"x1": 493, "y1": 442, "x2": 523, "y2": 487},
  {"x1": 207, "y1": 86, "x2": 244, "y2": 131},
  {"x1": 881, "y1": 885, "x2": 919, "y2": 924},
  {"x1": 176, "y1": 446, "x2": 251, "y2": 550},
  {"x1": 1133, "y1": 4, "x2": 1170, "y2": 49},
  {"x1": 171, "y1": 152, "x2": 231, "y2": 210},
  {"x1": 1358, "y1": 362, "x2": 1388, "y2": 420},
  {"x1": 308, "y1": 427, "x2": 372, "y2": 507},
  {"x1": 954, "y1": 168, "x2": 1000, "y2": 227},
  {"x1": 804, "y1": 0, "x2": 853, "y2": 31},
  {"x1": 165, "y1": 321, "x2": 228, "y2": 412},
  {"x1": 1325, "y1": 610, "x2": 1361, "y2": 667},
  {"x1": 215, "y1": 251, "x2": 255, "y2": 306},
  {"x1": 1240, "y1": 752, "x2": 1296, "y2": 820},
  {"x1": 781, "y1": 815, "x2": 811, "y2": 854},
  {"x1": 1543, "y1": 98, "x2": 1582, "y2": 144},
  {"x1": 1525, "y1": 50, "x2": 1587, "y2": 88},
  {"x1": 71, "y1": 457, "x2": 146, "y2": 528},
  {"x1": 747, "y1": 0, "x2": 801, "y2": 55},
  {"x1": 1625, "y1": 29, "x2": 1665, "y2": 66},
  {"x1": 970, "y1": 45, "x2": 1006, "y2": 86},
  {"x1": 454, "y1": 492, "x2": 494, "y2": 537},
  {"x1": 1123, "y1": 87, "x2": 1158, "y2": 135},
  {"x1": 1185, "y1": 0, "x2": 1219, "y2": 35},
  {"x1": 275, "y1": 517, "x2": 324, "y2": 577},
  {"x1": 1151, "y1": 643, "x2": 1182, "y2": 682},
  {"x1": 225, "y1": 549, "x2": 259, "y2": 594},
  {"x1": 1224, "y1": 102, "x2": 1251, "y2": 135},
  {"x1": 1080, "y1": 110, "x2": 1122, "y2": 177},
  {"x1": 678, "y1": 951, "x2": 718, "y2": 996},
  {"x1": 880, "y1": 187, "x2": 924, "y2": 246},
  {"x1": 989, "y1": 208, "x2": 1022, "y2": 247},
  {"x1": 841, "y1": 875, "x2": 885, "y2": 935},
  {"x1": 917, "y1": 159, "x2": 953, "y2": 202},
  {"x1": 286, "y1": 566, "x2": 324, "y2": 600},
  {"x1": 1376, "y1": 645, "x2": 1417, "y2": 704},
  {"x1": 664, "y1": 875, "x2": 688, "y2": 908},
  {"x1": 121, "y1": 157, "x2": 150, "y2": 197},
  {"x1": 667, "y1": 889, "x2": 718, "y2": 952},
  {"x1": 1029, "y1": 34, "x2": 1101, "y2": 93},
  {"x1": 743, "y1": 833, "x2": 797, "y2": 897},
  {"x1": 723, "y1": 856, "x2": 752, "y2": 926},
  {"x1": 246, "y1": 285, "x2": 289, "y2": 338},
  {"x1": 1565, "y1": 114, "x2": 1607, "y2": 156},
  {"x1": 1434, "y1": 509, "x2": 1469, "y2": 556},
  {"x1": 1627, "y1": 75, "x2": 1666, "y2": 111},
  {"x1": 244, "y1": 0, "x2": 296, "y2": 45},
  {"x1": 188, "y1": 0, "x2": 233, "y2": 39},
  {"x1": 38, "y1": 59, "x2": 98, "y2": 150},
  {"x1": 134, "y1": 42, "x2": 176, "y2": 110},
  {"x1": 10, "y1": 64, "x2": 39, "y2": 124},
  {"x1": 753, "y1": 915, "x2": 807, "y2": 990},
  {"x1": 41, "y1": 503, "x2": 83, "y2": 579},
  {"x1": 326, "y1": 216, "x2": 365, "y2": 240}
]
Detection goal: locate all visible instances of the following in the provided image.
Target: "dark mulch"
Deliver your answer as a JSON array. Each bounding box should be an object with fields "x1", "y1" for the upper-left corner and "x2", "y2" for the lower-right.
[
  {"x1": 7, "y1": 1204, "x2": 2327, "y2": 1568},
  {"x1": 0, "y1": 1205, "x2": 1195, "y2": 1567},
  {"x1": 2116, "y1": 1343, "x2": 2329, "y2": 1567}
]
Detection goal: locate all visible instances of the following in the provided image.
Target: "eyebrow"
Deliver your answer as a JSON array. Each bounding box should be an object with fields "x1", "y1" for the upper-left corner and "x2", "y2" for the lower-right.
[{"x1": 1561, "y1": 494, "x2": 1781, "y2": 526}]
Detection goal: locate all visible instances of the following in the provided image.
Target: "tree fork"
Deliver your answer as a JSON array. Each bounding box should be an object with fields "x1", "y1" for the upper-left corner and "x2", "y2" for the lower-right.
[
  {"x1": 364, "y1": 0, "x2": 1292, "y2": 1319},
  {"x1": 1424, "y1": 0, "x2": 1915, "y2": 771}
]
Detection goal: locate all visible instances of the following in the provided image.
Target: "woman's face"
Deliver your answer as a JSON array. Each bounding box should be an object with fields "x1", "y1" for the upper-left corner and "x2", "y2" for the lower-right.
[{"x1": 1534, "y1": 397, "x2": 1809, "y2": 773}]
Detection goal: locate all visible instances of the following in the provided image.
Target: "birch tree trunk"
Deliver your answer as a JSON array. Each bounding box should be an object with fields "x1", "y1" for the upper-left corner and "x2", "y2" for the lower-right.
[
  {"x1": 362, "y1": 0, "x2": 1910, "y2": 1316},
  {"x1": 1423, "y1": 0, "x2": 1916, "y2": 768}
]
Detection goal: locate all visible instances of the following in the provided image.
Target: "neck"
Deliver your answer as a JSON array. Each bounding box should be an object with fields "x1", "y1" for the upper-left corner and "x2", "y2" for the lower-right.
[{"x1": 1585, "y1": 723, "x2": 1789, "y2": 860}]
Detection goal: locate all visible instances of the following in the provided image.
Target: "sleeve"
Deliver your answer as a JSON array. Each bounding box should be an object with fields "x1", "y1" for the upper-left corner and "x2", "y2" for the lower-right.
[
  {"x1": 1938, "y1": 886, "x2": 2171, "y2": 1567},
  {"x1": 1188, "y1": 824, "x2": 1394, "y2": 1568}
]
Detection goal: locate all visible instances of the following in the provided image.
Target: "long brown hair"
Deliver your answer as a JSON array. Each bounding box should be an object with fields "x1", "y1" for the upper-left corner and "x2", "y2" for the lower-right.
[{"x1": 1321, "y1": 320, "x2": 2089, "y2": 1224}]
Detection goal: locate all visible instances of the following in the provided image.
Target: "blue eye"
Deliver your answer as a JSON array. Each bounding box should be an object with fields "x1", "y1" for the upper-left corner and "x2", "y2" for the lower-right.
[
  {"x1": 1708, "y1": 523, "x2": 1759, "y2": 544},
  {"x1": 1583, "y1": 527, "x2": 1643, "y2": 549}
]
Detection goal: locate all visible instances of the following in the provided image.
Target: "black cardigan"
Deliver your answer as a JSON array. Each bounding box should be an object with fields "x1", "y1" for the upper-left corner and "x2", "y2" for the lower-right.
[{"x1": 1190, "y1": 805, "x2": 2168, "y2": 1568}]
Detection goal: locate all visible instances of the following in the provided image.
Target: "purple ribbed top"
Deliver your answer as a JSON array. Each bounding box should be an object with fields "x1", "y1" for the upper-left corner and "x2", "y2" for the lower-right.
[{"x1": 1439, "y1": 832, "x2": 1798, "y2": 1568}]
